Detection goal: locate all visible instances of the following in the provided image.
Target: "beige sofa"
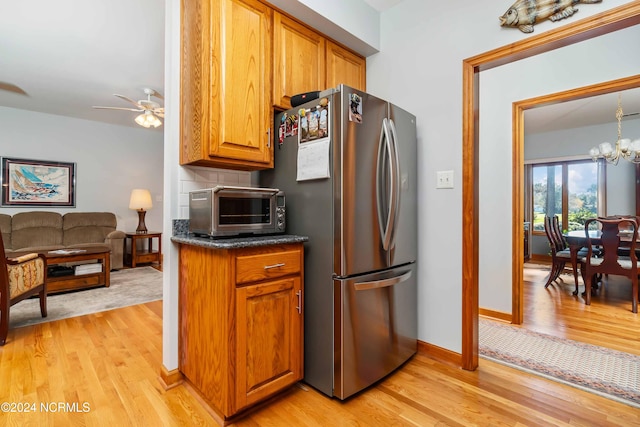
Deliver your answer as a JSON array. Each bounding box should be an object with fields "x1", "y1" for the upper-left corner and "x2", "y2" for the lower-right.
[{"x1": 0, "y1": 212, "x2": 125, "y2": 270}]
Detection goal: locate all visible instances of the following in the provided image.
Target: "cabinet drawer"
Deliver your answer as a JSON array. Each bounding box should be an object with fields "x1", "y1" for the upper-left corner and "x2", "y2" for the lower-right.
[
  {"x1": 138, "y1": 252, "x2": 160, "y2": 263},
  {"x1": 236, "y1": 249, "x2": 301, "y2": 285}
]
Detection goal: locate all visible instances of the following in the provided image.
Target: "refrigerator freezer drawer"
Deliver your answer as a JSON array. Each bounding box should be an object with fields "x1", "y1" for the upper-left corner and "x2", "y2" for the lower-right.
[{"x1": 334, "y1": 264, "x2": 417, "y2": 399}]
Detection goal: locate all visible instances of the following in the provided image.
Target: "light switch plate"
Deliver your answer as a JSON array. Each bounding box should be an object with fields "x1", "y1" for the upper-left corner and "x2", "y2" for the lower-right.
[{"x1": 436, "y1": 170, "x2": 454, "y2": 189}]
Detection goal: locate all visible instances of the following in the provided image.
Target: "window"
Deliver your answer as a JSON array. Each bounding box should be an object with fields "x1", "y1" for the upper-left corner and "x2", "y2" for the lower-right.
[{"x1": 531, "y1": 160, "x2": 600, "y2": 234}]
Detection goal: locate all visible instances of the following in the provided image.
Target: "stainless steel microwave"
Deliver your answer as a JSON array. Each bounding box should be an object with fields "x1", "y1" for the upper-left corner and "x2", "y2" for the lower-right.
[{"x1": 188, "y1": 186, "x2": 285, "y2": 237}]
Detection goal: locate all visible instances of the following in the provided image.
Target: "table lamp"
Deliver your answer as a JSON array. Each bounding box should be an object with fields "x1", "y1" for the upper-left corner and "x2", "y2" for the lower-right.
[{"x1": 129, "y1": 189, "x2": 153, "y2": 234}]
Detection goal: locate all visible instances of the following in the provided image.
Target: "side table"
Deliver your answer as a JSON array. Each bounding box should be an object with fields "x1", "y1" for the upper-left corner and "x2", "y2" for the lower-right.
[{"x1": 124, "y1": 232, "x2": 162, "y2": 268}]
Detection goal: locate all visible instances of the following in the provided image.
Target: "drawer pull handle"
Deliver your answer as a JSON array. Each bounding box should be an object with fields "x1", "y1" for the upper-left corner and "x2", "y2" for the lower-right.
[{"x1": 264, "y1": 263, "x2": 285, "y2": 270}]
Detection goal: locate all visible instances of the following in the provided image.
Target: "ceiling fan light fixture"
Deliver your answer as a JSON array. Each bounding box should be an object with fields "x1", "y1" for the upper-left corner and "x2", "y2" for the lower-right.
[
  {"x1": 135, "y1": 111, "x2": 162, "y2": 128},
  {"x1": 94, "y1": 88, "x2": 164, "y2": 128}
]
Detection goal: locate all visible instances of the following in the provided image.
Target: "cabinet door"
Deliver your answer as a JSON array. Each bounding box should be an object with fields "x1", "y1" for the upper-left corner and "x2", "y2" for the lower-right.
[
  {"x1": 326, "y1": 40, "x2": 366, "y2": 92},
  {"x1": 235, "y1": 276, "x2": 303, "y2": 410},
  {"x1": 273, "y1": 12, "x2": 326, "y2": 110},
  {"x1": 181, "y1": 0, "x2": 273, "y2": 170},
  {"x1": 214, "y1": 0, "x2": 273, "y2": 166}
]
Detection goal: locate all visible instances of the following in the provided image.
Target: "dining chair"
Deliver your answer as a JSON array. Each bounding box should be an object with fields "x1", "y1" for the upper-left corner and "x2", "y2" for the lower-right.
[
  {"x1": 549, "y1": 216, "x2": 568, "y2": 251},
  {"x1": 553, "y1": 215, "x2": 605, "y2": 295},
  {"x1": 543, "y1": 216, "x2": 576, "y2": 288},
  {"x1": 605, "y1": 215, "x2": 640, "y2": 257},
  {"x1": 582, "y1": 217, "x2": 638, "y2": 313},
  {"x1": 0, "y1": 233, "x2": 48, "y2": 345}
]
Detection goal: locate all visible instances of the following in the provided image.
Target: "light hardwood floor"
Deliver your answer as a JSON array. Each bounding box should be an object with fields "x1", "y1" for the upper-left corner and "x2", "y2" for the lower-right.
[
  {"x1": 1, "y1": 271, "x2": 639, "y2": 426},
  {"x1": 522, "y1": 263, "x2": 640, "y2": 357}
]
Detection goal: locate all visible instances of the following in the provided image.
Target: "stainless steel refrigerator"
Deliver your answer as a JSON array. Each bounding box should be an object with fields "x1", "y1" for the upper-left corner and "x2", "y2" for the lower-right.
[{"x1": 260, "y1": 84, "x2": 417, "y2": 400}]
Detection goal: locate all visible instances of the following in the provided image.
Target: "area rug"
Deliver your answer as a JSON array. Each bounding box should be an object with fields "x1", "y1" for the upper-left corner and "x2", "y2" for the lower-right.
[
  {"x1": 479, "y1": 318, "x2": 640, "y2": 408},
  {"x1": 9, "y1": 266, "x2": 163, "y2": 329}
]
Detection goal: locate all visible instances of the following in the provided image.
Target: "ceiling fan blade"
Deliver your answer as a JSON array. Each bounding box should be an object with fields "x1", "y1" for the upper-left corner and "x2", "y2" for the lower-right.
[
  {"x1": 114, "y1": 94, "x2": 144, "y2": 109},
  {"x1": 154, "y1": 112, "x2": 165, "y2": 118},
  {"x1": 0, "y1": 81, "x2": 28, "y2": 95},
  {"x1": 93, "y1": 106, "x2": 143, "y2": 112}
]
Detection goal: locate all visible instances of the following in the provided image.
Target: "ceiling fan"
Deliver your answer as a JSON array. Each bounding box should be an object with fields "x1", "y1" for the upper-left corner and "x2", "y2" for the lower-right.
[{"x1": 93, "y1": 88, "x2": 164, "y2": 128}]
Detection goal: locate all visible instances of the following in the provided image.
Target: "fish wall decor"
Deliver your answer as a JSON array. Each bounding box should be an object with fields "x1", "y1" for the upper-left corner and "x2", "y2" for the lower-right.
[{"x1": 499, "y1": 0, "x2": 602, "y2": 33}]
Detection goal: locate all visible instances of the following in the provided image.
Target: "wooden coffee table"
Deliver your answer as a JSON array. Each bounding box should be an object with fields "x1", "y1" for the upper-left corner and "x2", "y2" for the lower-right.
[{"x1": 12, "y1": 246, "x2": 111, "y2": 294}]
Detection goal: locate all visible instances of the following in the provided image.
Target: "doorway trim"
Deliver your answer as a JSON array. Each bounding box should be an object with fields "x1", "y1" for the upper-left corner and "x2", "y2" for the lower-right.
[{"x1": 461, "y1": 4, "x2": 640, "y2": 371}]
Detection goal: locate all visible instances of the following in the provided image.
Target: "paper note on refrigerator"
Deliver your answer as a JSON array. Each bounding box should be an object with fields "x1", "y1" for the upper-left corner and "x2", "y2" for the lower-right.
[{"x1": 297, "y1": 138, "x2": 330, "y2": 181}]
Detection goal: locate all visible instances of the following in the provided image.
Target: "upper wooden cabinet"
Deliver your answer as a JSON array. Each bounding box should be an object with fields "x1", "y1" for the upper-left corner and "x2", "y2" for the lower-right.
[
  {"x1": 326, "y1": 40, "x2": 366, "y2": 93},
  {"x1": 273, "y1": 12, "x2": 326, "y2": 110},
  {"x1": 273, "y1": 12, "x2": 365, "y2": 110},
  {"x1": 181, "y1": 0, "x2": 273, "y2": 170},
  {"x1": 181, "y1": 0, "x2": 366, "y2": 169}
]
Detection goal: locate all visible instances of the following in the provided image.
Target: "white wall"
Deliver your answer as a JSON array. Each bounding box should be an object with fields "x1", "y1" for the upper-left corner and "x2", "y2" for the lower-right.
[
  {"x1": 366, "y1": 0, "x2": 634, "y2": 351},
  {"x1": 0, "y1": 107, "x2": 163, "y2": 232},
  {"x1": 162, "y1": 0, "x2": 181, "y2": 373}
]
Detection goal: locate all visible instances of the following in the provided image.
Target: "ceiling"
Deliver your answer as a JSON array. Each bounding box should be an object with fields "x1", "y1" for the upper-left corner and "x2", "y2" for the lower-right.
[
  {"x1": 0, "y1": 0, "x2": 165, "y2": 130},
  {"x1": 0, "y1": 0, "x2": 637, "y2": 134},
  {"x1": 362, "y1": 0, "x2": 404, "y2": 11},
  {"x1": 525, "y1": 88, "x2": 640, "y2": 135}
]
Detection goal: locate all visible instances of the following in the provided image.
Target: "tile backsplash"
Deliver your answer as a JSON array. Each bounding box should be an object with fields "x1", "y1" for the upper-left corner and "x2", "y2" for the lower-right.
[{"x1": 178, "y1": 166, "x2": 252, "y2": 219}]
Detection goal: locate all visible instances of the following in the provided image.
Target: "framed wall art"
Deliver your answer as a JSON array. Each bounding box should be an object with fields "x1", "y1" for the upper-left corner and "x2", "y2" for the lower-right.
[{"x1": 1, "y1": 157, "x2": 76, "y2": 207}]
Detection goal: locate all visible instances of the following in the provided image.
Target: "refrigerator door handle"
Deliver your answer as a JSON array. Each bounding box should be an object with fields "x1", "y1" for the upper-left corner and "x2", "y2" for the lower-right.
[
  {"x1": 353, "y1": 270, "x2": 412, "y2": 291},
  {"x1": 376, "y1": 118, "x2": 396, "y2": 252},
  {"x1": 387, "y1": 119, "x2": 401, "y2": 250}
]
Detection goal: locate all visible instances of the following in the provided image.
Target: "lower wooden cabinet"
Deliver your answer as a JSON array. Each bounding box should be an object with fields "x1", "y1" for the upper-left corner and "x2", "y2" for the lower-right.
[{"x1": 178, "y1": 242, "x2": 304, "y2": 421}]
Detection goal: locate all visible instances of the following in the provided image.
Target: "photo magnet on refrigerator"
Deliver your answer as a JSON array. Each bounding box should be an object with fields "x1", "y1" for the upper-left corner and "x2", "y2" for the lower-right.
[{"x1": 349, "y1": 93, "x2": 362, "y2": 123}]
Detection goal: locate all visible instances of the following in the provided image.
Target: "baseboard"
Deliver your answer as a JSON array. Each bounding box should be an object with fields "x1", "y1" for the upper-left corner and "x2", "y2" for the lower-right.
[
  {"x1": 158, "y1": 365, "x2": 183, "y2": 390},
  {"x1": 417, "y1": 340, "x2": 462, "y2": 368},
  {"x1": 479, "y1": 308, "x2": 512, "y2": 323},
  {"x1": 528, "y1": 254, "x2": 551, "y2": 264}
]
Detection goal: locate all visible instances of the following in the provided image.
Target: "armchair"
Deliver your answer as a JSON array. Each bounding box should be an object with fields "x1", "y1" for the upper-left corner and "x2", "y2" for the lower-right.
[{"x1": 0, "y1": 233, "x2": 47, "y2": 346}]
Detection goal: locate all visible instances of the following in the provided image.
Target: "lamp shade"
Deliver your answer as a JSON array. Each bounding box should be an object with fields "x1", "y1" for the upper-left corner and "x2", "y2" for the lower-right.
[{"x1": 129, "y1": 189, "x2": 153, "y2": 211}]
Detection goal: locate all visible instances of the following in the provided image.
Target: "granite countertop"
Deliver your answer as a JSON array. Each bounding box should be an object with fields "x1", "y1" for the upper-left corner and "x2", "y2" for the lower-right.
[{"x1": 171, "y1": 233, "x2": 308, "y2": 250}]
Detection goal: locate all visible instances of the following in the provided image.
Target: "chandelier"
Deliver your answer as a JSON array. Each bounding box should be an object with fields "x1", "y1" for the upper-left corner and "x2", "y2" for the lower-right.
[{"x1": 589, "y1": 93, "x2": 640, "y2": 164}]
